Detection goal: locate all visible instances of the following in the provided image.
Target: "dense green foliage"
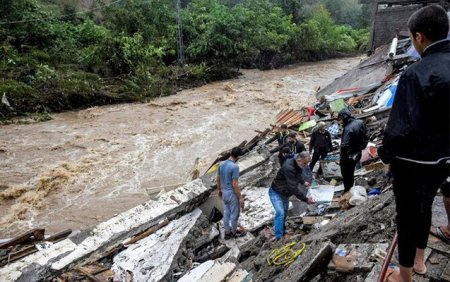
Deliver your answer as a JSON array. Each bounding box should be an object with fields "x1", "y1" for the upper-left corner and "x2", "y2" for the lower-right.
[{"x1": 0, "y1": 0, "x2": 370, "y2": 117}]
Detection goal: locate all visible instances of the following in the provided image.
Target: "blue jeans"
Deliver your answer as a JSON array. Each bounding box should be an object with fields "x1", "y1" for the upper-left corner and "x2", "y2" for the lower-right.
[
  {"x1": 223, "y1": 190, "x2": 240, "y2": 234},
  {"x1": 269, "y1": 187, "x2": 289, "y2": 239}
]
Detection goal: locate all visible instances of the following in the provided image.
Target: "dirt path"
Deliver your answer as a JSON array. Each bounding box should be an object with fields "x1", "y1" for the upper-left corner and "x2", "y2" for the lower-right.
[{"x1": 0, "y1": 56, "x2": 361, "y2": 237}]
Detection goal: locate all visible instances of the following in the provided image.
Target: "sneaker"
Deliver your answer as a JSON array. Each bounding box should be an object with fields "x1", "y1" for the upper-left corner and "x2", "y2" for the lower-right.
[
  {"x1": 233, "y1": 230, "x2": 247, "y2": 238},
  {"x1": 224, "y1": 232, "x2": 232, "y2": 240}
]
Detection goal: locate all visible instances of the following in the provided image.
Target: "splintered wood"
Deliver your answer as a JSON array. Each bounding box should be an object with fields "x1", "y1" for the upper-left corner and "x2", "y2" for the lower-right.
[{"x1": 275, "y1": 109, "x2": 304, "y2": 127}]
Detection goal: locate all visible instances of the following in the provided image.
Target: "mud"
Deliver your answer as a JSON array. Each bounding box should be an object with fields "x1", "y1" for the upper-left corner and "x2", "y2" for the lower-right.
[{"x1": 0, "y1": 57, "x2": 361, "y2": 237}]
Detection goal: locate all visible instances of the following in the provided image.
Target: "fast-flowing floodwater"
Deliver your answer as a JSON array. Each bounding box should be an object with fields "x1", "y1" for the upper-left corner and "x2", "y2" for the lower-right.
[{"x1": 0, "y1": 57, "x2": 361, "y2": 237}]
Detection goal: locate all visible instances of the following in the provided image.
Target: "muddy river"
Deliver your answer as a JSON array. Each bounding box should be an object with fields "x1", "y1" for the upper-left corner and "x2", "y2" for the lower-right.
[{"x1": 0, "y1": 57, "x2": 361, "y2": 237}]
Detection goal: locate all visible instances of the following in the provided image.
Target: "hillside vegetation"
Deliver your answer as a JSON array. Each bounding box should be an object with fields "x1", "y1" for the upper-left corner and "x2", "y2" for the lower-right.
[{"x1": 0, "y1": 0, "x2": 370, "y2": 117}]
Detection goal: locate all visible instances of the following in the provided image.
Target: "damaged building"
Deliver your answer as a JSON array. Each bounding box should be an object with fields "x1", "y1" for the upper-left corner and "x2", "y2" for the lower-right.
[{"x1": 1, "y1": 5, "x2": 450, "y2": 282}]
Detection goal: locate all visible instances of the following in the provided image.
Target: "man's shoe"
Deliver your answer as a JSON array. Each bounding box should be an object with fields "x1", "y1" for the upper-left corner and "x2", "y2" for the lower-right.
[
  {"x1": 224, "y1": 232, "x2": 232, "y2": 240},
  {"x1": 233, "y1": 230, "x2": 247, "y2": 238}
]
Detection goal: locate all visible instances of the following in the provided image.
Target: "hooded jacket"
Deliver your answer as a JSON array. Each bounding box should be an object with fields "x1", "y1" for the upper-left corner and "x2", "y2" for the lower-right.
[
  {"x1": 271, "y1": 158, "x2": 307, "y2": 201},
  {"x1": 340, "y1": 113, "x2": 368, "y2": 159},
  {"x1": 379, "y1": 40, "x2": 450, "y2": 165}
]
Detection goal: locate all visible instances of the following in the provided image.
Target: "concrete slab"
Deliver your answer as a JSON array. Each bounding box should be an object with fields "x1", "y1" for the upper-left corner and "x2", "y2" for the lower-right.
[
  {"x1": 178, "y1": 260, "x2": 215, "y2": 282},
  {"x1": 226, "y1": 268, "x2": 251, "y2": 282},
  {"x1": 0, "y1": 179, "x2": 211, "y2": 281},
  {"x1": 112, "y1": 209, "x2": 203, "y2": 281},
  {"x1": 181, "y1": 260, "x2": 236, "y2": 282},
  {"x1": 239, "y1": 186, "x2": 273, "y2": 232},
  {"x1": 198, "y1": 261, "x2": 236, "y2": 282}
]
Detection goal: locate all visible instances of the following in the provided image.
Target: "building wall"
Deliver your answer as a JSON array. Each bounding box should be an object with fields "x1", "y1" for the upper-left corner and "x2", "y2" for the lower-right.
[{"x1": 372, "y1": 5, "x2": 421, "y2": 49}]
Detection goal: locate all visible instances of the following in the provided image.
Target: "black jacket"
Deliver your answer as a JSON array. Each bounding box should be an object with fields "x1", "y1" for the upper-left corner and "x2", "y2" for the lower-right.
[
  {"x1": 379, "y1": 40, "x2": 450, "y2": 164},
  {"x1": 265, "y1": 131, "x2": 290, "y2": 146},
  {"x1": 270, "y1": 140, "x2": 306, "y2": 154},
  {"x1": 309, "y1": 128, "x2": 332, "y2": 152},
  {"x1": 340, "y1": 117, "x2": 368, "y2": 159},
  {"x1": 271, "y1": 158, "x2": 307, "y2": 201}
]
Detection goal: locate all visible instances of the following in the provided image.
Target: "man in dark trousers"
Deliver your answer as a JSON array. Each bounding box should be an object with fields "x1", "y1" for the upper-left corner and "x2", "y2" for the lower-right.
[
  {"x1": 338, "y1": 108, "x2": 368, "y2": 192},
  {"x1": 268, "y1": 152, "x2": 315, "y2": 240},
  {"x1": 378, "y1": 5, "x2": 449, "y2": 281},
  {"x1": 309, "y1": 121, "x2": 332, "y2": 175},
  {"x1": 265, "y1": 124, "x2": 290, "y2": 146}
]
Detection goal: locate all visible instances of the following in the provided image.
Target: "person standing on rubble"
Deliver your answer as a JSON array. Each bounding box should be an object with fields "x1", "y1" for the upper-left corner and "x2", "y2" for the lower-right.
[
  {"x1": 269, "y1": 151, "x2": 315, "y2": 240},
  {"x1": 270, "y1": 132, "x2": 306, "y2": 155},
  {"x1": 338, "y1": 108, "x2": 368, "y2": 192},
  {"x1": 378, "y1": 5, "x2": 450, "y2": 281},
  {"x1": 217, "y1": 147, "x2": 246, "y2": 239},
  {"x1": 309, "y1": 122, "x2": 333, "y2": 176},
  {"x1": 264, "y1": 123, "x2": 290, "y2": 147}
]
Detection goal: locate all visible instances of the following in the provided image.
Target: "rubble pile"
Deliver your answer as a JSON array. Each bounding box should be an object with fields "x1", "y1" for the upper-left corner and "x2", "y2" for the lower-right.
[{"x1": 2, "y1": 37, "x2": 450, "y2": 282}]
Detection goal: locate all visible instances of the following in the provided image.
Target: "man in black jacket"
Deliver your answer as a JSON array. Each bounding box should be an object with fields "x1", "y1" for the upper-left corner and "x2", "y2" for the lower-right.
[
  {"x1": 378, "y1": 5, "x2": 450, "y2": 281},
  {"x1": 309, "y1": 122, "x2": 333, "y2": 175},
  {"x1": 338, "y1": 108, "x2": 368, "y2": 192},
  {"x1": 265, "y1": 124, "x2": 290, "y2": 146},
  {"x1": 270, "y1": 132, "x2": 306, "y2": 155},
  {"x1": 269, "y1": 152, "x2": 315, "y2": 240}
]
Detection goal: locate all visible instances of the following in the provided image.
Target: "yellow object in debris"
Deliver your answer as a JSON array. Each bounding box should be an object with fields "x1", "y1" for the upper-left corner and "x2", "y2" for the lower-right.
[
  {"x1": 206, "y1": 163, "x2": 220, "y2": 174},
  {"x1": 267, "y1": 242, "x2": 306, "y2": 266}
]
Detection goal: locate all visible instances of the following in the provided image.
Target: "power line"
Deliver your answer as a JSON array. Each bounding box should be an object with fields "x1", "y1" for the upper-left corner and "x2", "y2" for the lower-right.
[{"x1": 0, "y1": 0, "x2": 124, "y2": 25}]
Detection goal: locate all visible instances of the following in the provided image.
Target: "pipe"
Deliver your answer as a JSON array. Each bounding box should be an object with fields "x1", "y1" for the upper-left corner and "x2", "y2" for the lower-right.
[
  {"x1": 388, "y1": 38, "x2": 398, "y2": 59},
  {"x1": 377, "y1": 231, "x2": 398, "y2": 282}
]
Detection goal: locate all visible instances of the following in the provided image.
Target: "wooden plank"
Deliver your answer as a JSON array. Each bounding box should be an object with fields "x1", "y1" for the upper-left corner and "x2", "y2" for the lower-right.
[
  {"x1": 76, "y1": 268, "x2": 103, "y2": 282},
  {"x1": 45, "y1": 229, "x2": 72, "y2": 243},
  {"x1": 0, "y1": 228, "x2": 45, "y2": 249},
  {"x1": 276, "y1": 109, "x2": 293, "y2": 124},
  {"x1": 124, "y1": 219, "x2": 170, "y2": 246}
]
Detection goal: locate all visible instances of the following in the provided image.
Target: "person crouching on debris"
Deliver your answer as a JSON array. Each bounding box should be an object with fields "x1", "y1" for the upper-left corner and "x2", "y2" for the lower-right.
[
  {"x1": 378, "y1": 5, "x2": 450, "y2": 281},
  {"x1": 269, "y1": 151, "x2": 315, "y2": 240},
  {"x1": 217, "y1": 147, "x2": 246, "y2": 239},
  {"x1": 309, "y1": 122, "x2": 332, "y2": 176},
  {"x1": 338, "y1": 108, "x2": 368, "y2": 192}
]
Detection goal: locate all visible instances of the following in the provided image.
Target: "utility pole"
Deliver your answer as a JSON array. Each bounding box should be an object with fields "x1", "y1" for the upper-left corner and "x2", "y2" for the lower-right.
[{"x1": 176, "y1": 0, "x2": 185, "y2": 65}]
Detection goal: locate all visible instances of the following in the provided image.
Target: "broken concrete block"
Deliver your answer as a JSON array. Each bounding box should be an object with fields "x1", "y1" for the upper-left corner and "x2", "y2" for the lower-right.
[
  {"x1": 238, "y1": 152, "x2": 269, "y2": 175},
  {"x1": 111, "y1": 208, "x2": 202, "y2": 281},
  {"x1": 0, "y1": 179, "x2": 210, "y2": 281},
  {"x1": 226, "y1": 268, "x2": 251, "y2": 282},
  {"x1": 179, "y1": 260, "x2": 215, "y2": 282},
  {"x1": 239, "y1": 186, "x2": 273, "y2": 232},
  {"x1": 320, "y1": 158, "x2": 342, "y2": 179},
  {"x1": 181, "y1": 261, "x2": 236, "y2": 282},
  {"x1": 219, "y1": 233, "x2": 256, "y2": 263}
]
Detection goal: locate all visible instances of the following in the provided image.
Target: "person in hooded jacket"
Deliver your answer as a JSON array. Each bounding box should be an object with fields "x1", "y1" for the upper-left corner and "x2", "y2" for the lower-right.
[{"x1": 338, "y1": 108, "x2": 368, "y2": 192}]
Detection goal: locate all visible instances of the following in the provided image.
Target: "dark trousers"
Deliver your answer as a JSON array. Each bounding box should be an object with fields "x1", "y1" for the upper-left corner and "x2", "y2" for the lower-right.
[
  {"x1": 340, "y1": 153, "x2": 361, "y2": 192},
  {"x1": 309, "y1": 148, "x2": 328, "y2": 175},
  {"x1": 392, "y1": 160, "x2": 448, "y2": 267}
]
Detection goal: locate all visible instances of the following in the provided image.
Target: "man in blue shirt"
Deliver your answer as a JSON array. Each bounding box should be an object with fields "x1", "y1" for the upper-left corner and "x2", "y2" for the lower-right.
[{"x1": 217, "y1": 147, "x2": 246, "y2": 239}]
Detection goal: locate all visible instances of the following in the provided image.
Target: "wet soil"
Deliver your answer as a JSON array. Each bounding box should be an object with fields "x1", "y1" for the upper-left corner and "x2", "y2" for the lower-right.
[{"x1": 0, "y1": 57, "x2": 362, "y2": 237}]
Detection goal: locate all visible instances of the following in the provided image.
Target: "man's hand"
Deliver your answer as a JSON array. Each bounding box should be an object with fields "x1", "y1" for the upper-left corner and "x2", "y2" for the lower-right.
[
  {"x1": 239, "y1": 197, "x2": 245, "y2": 210},
  {"x1": 306, "y1": 197, "x2": 315, "y2": 204},
  {"x1": 304, "y1": 181, "x2": 311, "y2": 187},
  {"x1": 384, "y1": 164, "x2": 391, "y2": 173}
]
